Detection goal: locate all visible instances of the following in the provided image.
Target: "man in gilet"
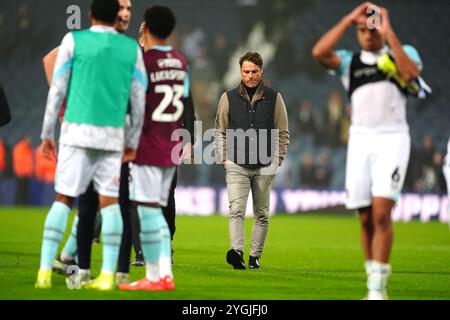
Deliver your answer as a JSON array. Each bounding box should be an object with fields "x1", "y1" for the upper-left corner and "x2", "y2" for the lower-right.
[{"x1": 215, "y1": 52, "x2": 289, "y2": 270}]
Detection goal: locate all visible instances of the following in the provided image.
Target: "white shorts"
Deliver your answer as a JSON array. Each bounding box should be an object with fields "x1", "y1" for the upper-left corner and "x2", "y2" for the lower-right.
[
  {"x1": 345, "y1": 132, "x2": 410, "y2": 210},
  {"x1": 129, "y1": 164, "x2": 176, "y2": 206},
  {"x1": 55, "y1": 144, "x2": 122, "y2": 198}
]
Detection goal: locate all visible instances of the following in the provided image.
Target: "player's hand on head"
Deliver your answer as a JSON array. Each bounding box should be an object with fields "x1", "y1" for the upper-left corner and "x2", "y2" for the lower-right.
[
  {"x1": 378, "y1": 7, "x2": 393, "y2": 36},
  {"x1": 347, "y1": 2, "x2": 374, "y2": 25},
  {"x1": 41, "y1": 139, "x2": 56, "y2": 161},
  {"x1": 123, "y1": 147, "x2": 137, "y2": 163}
]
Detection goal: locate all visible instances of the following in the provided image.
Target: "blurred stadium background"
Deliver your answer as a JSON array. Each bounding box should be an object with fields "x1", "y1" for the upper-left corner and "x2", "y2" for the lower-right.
[{"x1": 0, "y1": 0, "x2": 449, "y2": 223}]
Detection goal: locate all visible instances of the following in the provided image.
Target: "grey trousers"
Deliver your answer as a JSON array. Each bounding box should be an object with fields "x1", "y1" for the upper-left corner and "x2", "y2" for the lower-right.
[{"x1": 225, "y1": 162, "x2": 275, "y2": 258}]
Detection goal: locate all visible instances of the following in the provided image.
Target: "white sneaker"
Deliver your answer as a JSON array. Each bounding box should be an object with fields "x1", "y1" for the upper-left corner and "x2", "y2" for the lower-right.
[
  {"x1": 65, "y1": 271, "x2": 93, "y2": 289},
  {"x1": 367, "y1": 290, "x2": 388, "y2": 300}
]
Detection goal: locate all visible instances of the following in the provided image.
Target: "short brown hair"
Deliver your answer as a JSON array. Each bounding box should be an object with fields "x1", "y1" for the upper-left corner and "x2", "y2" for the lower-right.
[{"x1": 239, "y1": 52, "x2": 263, "y2": 68}]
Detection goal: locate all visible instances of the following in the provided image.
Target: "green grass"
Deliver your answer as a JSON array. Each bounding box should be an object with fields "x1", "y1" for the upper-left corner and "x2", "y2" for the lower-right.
[{"x1": 0, "y1": 207, "x2": 449, "y2": 300}]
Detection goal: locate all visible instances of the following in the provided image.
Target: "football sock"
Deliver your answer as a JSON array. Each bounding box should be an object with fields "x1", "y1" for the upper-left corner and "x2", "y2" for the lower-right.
[
  {"x1": 137, "y1": 206, "x2": 162, "y2": 280},
  {"x1": 365, "y1": 260, "x2": 374, "y2": 275},
  {"x1": 159, "y1": 217, "x2": 173, "y2": 278},
  {"x1": 100, "y1": 204, "x2": 123, "y2": 274},
  {"x1": 76, "y1": 208, "x2": 97, "y2": 270},
  {"x1": 145, "y1": 263, "x2": 160, "y2": 282},
  {"x1": 117, "y1": 200, "x2": 132, "y2": 274},
  {"x1": 367, "y1": 261, "x2": 391, "y2": 292},
  {"x1": 61, "y1": 215, "x2": 79, "y2": 261},
  {"x1": 39, "y1": 202, "x2": 71, "y2": 270}
]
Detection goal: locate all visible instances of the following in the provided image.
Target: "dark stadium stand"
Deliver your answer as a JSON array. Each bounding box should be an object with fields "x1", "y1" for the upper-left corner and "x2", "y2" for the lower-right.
[{"x1": 0, "y1": 0, "x2": 448, "y2": 192}]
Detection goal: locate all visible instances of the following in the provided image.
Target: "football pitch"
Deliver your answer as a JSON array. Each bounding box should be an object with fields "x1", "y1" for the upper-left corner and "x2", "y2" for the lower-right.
[{"x1": 0, "y1": 207, "x2": 449, "y2": 300}]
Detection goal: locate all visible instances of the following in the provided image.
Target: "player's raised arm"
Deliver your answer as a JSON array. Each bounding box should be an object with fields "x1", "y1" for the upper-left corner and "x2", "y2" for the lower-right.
[
  {"x1": 40, "y1": 33, "x2": 74, "y2": 152},
  {"x1": 378, "y1": 7, "x2": 420, "y2": 81},
  {"x1": 124, "y1": 46, "x2": 147, "y2": 161},
  {"x1": 312, "y1": 2, "x2": 373, "y2": 70},
  {"x1": 42, "y1": 47, "x2": 59, "y2": 86}
]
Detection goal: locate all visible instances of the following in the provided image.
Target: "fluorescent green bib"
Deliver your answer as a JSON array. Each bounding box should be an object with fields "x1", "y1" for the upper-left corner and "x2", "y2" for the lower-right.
[{"x1": 64, "y1": 30, "x2": 137, "y2": 127}]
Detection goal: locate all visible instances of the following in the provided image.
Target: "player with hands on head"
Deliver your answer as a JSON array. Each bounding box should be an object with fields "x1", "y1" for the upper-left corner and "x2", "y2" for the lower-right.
[{"x1": 312, "y1": 2, "x2": 429, "y2": 300}]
